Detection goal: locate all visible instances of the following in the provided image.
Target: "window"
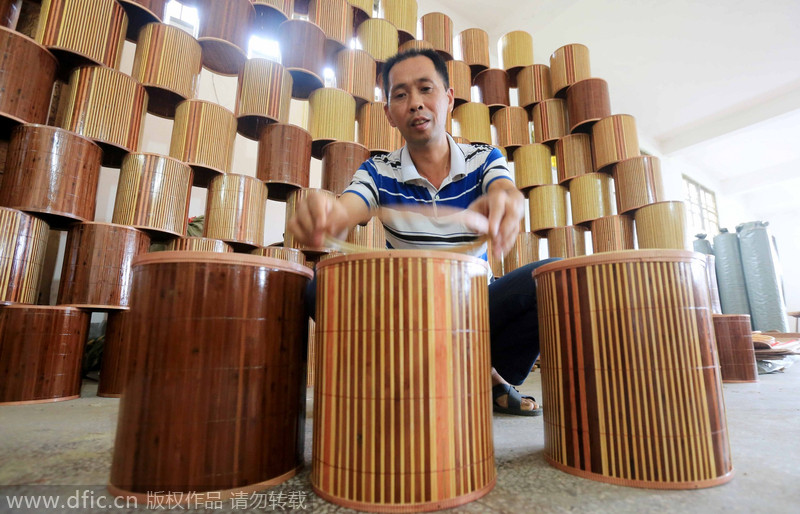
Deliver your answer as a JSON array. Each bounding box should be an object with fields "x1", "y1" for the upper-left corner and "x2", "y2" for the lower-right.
[
  {"x1": 247, "y1": 34, "x2": 281, "y2": 62},
  {"x1": 682, "y1": 175, "x2": 719, "y2": 237},
  {"x1": 165, "y1": 0, "x2": 199, "y2": 38}
]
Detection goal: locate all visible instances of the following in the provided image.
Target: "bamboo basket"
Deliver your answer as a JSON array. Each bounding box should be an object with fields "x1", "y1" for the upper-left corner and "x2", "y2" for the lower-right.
[
  {"x1": 513, "y1": 143, "x2": 554, "y2": 194},
  {"x1": 528, "y1": 184, "x2": 568, "y2": 233},
  {"x1": 236, "y1": 58, "x2": 293, "y2": 140},
  {"x1": 517, "y1": 64, "x2": 553, "y2": 110},
  {"x1": 456, "y1": 28, "x2": 489, "y2": 77},
  {"x1": 321, "y1": 141, "x2": 370, "y2": 195},
  {"x1": 549, "y1": 43, "x2": 591, "y2": 97},
  {"x1": 504, "y1": 231, "x2": 539, "y2": 273},
  {"x1": 446, "y1": 60, "x2": 471, "y2": 106},
  {"x1": 591, "y1": 114, "x2": 640, "y2": 172},
  {"x1": 204, "y1": 174, "x2": 269, "y2": 249},
  {"x1": 566, "y1": 78, "x2": 610, "y2": 134},
  {"x1": 554, "y1": 133, "x2": 593, "y2": 183},
  {"x1": 348, "y1": 0, "x2": 371, "y2": 30},
  {"x1": 378, "y1": 0, "x2": 416, "y2": 43},
  {"x1": 0, "y1": 27, "x2": 57, "y2": 129},
  {"x1": 278, "y1": 19, "x2": 326, "y2": 98},
  {"x1": 547, "y1": 225, "x2": 587, "y2": 258},
  {"x1": 712, "y1": 314, "x2": 757, "y2": 383},
  {"x1": 345, "y1": 216, "x2": 385, "y2": 248},
  {"x1": 569, "y1": 172, "x2": 614, "y2": 226},
  {"x1": 356, "y1": 17, "x2": 398, "y2": 69},
  {"x1": 612, "y1": 155, "x2": 664, "y2": 213},
  {"x1": 251, "y1": 246, "x2": 308, "y2": 267},
  {"x1": 532, "y1": 98, "x2": 568, "y2": 145},
  {"x1": 118, "y1": 0, "x2": 166, "y2": 41},
  {"x1": 170, "y1": 99, "x2": 237, "y2": 187},
  {"x1": 196, "y1": 0, "x2": 253, "y2": 76},
  {"x1": 308, "y1": 87, "x2": 356, "y2": 158},
  {"x1": 334, "y1": 48, "x2": 376, "y2": 107},
  {"x1": 492, "y1": 106, "x2": 530, "y2": 159},
  {"x1": 251, "y1": 0, "x2": 293, "y2": 33},
  {"x1": 0, "y1": 206, "x2": 49, "y2": 304},
  {"x1": 634, "y1": 201, "x2": 689, "y2": 250},
  {"x1": 256, "y1": 123, "x2": 312, "y2": 200},
  {"x1": 284, "y1": 188, "x2": 338, "y2": 255},
  {"x1": 308, "y1": 0, "x2": 353, "y2": 58},
  {"x1": 97, "y1": 309, "x2": 130, "y2": 397},
  {"x1": 398, "y1": 38, "x2": 433, "y2": 53},
  {"x1": 473, "y1": 68, "x2": 510, "y2": 114},
  {"x1": 357, "y1": 101, "x2": 403, "y2": 155},
  {"x1": 166, "y1": 237, "x2": 232, "y2": 253},
  {"x1": 453, "y1": 102, "x2": 491, "y2": 145},
  {"x1": 590, "y1": 214, "x2": 634, "y2": 253},
  {"x1": 419, "y1": 11, "x2": 452, "y2": 59},
  {"x1": 497, "y1": 30, "x2": 533, "y2": 87}
]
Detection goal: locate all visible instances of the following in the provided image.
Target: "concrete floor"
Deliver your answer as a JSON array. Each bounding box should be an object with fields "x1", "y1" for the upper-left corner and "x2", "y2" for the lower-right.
[{"x1": 1, "y1": 367, "x2": 799, "y2": 513}]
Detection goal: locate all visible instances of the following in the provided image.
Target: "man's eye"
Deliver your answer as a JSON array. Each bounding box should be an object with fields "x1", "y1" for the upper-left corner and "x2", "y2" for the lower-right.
[
  {"x1": 393, "y1": 92, "x2": 406, "y2": 99},
  {"x1": 421, "y1": 87, "x2": 432, "y2": 92}
]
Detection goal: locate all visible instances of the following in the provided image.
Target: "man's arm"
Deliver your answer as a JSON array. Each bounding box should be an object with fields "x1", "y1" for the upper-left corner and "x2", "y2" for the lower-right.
[
  {"x1": 469, "y1": 177, "x2": 525, "y2": 258},
  {"x1": 287, "y1": 191, "x2": 372, "y2": 248}
]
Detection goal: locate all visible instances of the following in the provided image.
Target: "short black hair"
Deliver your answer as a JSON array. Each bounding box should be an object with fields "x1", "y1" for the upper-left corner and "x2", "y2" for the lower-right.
[{"x1": 382, "y1": 48, "x2": 450, "y2": 100}]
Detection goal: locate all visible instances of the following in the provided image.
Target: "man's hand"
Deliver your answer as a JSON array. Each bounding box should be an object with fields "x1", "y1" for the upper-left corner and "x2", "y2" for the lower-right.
[
  {"x1": 286, "y1": 191, "x2": 368, "y2": 247},
  {"x1": 468, "y1": 179, "x2": 525, "y2": 258}
]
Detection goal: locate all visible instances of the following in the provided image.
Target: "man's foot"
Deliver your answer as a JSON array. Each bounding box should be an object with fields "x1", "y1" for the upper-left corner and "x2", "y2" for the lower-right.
[{"x1": 492, "y1": 383, "x2": 542, "y2": 416}]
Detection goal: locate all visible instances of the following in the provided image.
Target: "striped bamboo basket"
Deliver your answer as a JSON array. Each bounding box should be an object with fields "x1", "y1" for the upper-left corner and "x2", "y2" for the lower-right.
[
  {"x1": 57, "y1": 222, "x2": 151, "y2": 309},
  {"x1": 547, "y1": 225, "x2": 587, "y2": 258},
  {"x1": 0, "y1": 305, "x2": 89, "y2": 405},
  {"x1": 35, "y1": 0, "x2": 127, "y2": 70},
  {"x1": 312, "y1": 251, "x2": 496, "y2": 511},
  {"x1": 236, "y1": 58, "x2": 292, "y2": 140},
  {"x1": 554, "y1": 133, "x2": 593, "y2": 183},
  {"x1": 613, "y1": 155, "x2": 664, "y2": 213},
  {"x1": 504, "y1": 232, "x2": 539, "y2": 273},
  {"x1": 308, "y1": 0, "x2": 353, "y2": 57},
  {"x1": 346, "y1": 216, "x2": 385, "y2": 248},
  {"x1": 591, "y1": 114, "x2": 640, "y2": 172},
  {"x1": 321, "y1": 141, "x2": 370, "y2": 195},
  {"x1": 513, "y1": 143, "x2": 554, "y2": 195},
  {"x1": 419, "y1": 11, "x2": 452, "y2": 59},
  {"x1": 166, "y1": 237, "x2": 232, "y2": 253},
  {"x1": 529, "y1": 184, "x2": 568, "y2": 233},
  {"x1": 112, "y1": 153, "x2": 193, "y2": 239},
  {"x1": 492, "y1": 106, "x2": 530, "y2": 159},
  {"x1": 306, "y1": 318, "x2": 316, "y2": 387},
  {"x1": 97, "y1": 309, "x2": 130, "y2": 397},
  {"x1": 196, "y1": 0, "x2": 253, "y2": 76},
  {"x1": 590, "y1": 214, "x2": 635, "y2": 253},
  {"x1": 517, "y1": 64, "x2": 553, "y2": 111},
  {"x1": 534, "y1": 250, "x2": 733, "y2": 488},
  {"x1": 356, "y1": 18, "x2": 398, "y2": 67},
  {"x1": 549, "y1": 43, "x2": 591, "y2": 97},
  {"x1": 204, "y1": 174, "x2": 268, "y2": 249},
  {"x1": 118, "y1": 0, "x2": 166, "y2": 41},
  {"x1": 497, "y1": 30, "x2": 533, "y2": 87},
  {"x1": 251, "y1": 246, "x2": 308, "y2": 267},
  {"x1": 348, "y1": 0, "x2": 371, "y2": 29},
  {"x1": 378, "y1": 0, "x2": 416, "y2": 43},
  {"x1": 60, "y1": 65, "x2": 148, "y2": 167},
  {"x1": 456, "y1": 28, "x2": 489, "y2": 77},
  {"x1": 0, "y1": 207, "x2": 49, "y2": 304},
  {"x1": 252, "y1": 0, "x2": 293, "y2": 33},
  {"x1": 256, "y1": 123, "x2": 312, "y2": 200},
  {"x1": 0, "y1": 124, "x2": 101, "y2": 227},
  {"x1": 170, "y1": 99, "x2": 237, "y2": 187},
  {"x1": 0, "y1": 27, "x2": 58, "y2": 128},
  {"x1": 453, "y1": 102, "x2": 491, "y2": 145},
  {"x1": 284, "y1": 188, "x2": 338, "y2": 255},
  {"x1": 634, "y1": 201, "x2": 689, "y2": 250},
  {"x1": 569, "y1": 172, "x2": 614, "y2": 226},
  {"x1": 398, "y1": 39, "x2": 433, "y2": 53},
  {"x1": 532, "y1": 98, "x2": 568, "y2": 145},
  {"x1": 279, "y1": 19, "x2": 326, "y2": 98},
  {"x1": 473, "y1": 68, "x2": 510, "y2": 114},
  {"x1": 357, "y1": 101, "x2": 402, "y2": 155},
  {"x1": 446, "y1": 60, "x2": 471, "y2": 106},
  {"x1": 308, "y1": 87, "x2": 356, "y2": 158},
  {"x1": 131, "y1": 22, "x2": 201, "y2": 118},
  {"x1": 334, "y1": 48, "x2": 376, "y2": 107},
  {"x1": 566, "y1": 78, "x2": 611, "y2": 134},
  {"x1": 712, "y1": 314, "x2": 757, "y2": 383},
  {"x1": 705, "y1": 255, "x2": 722, "y2": 314}
]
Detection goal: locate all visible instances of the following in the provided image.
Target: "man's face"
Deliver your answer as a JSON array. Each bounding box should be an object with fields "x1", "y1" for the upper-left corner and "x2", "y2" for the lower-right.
[{"x1": 383, "y1": 55, "x2": 454, "y2": 148}]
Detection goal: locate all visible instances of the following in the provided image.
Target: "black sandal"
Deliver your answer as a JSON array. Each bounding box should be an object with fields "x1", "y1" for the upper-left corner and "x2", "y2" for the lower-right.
[{"x1": 492, "y1": 383, "x2": 542, "y2": 416}]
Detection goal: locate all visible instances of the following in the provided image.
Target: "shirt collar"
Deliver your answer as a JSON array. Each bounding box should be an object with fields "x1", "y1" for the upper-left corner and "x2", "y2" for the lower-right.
[{"x1": 399, "y1": 134, "x2": 468, "y2": 185}]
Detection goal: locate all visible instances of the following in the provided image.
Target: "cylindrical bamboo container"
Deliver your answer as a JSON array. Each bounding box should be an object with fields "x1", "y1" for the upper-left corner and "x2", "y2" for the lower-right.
[
  {"x1": 549, "y1": 43, "x2": 591, "y2": 97},
  {"x1": 348, "y1": 0, "x2": 371, "y2": 30},
  {"x1": 166, "y1": 237, "x2": 232, "y2": 252},
  {"x1": 252, "y1": 0, "x2": 293, "y2": 33},
  {"x1": 590, "y1": 214, "x2": 634, "y2": 253},
  {"x1": 492, "y1": 106, "x2": 530, "y2": 159},
  {"x1": 356, "y1": 17, "x2": 398, "y2": 69},
  {"x1": 251, "y1": 246, "x2": 308, "y2": 267},
  {"x1": 308, "y1": 87, "x2": 356, "y2": 158},
  {"x1": 566, "y1": 78, "x2": 610, "y2": 134},
  {"x1": 513, "y1": 143, "x2": 553, "y2": 194},
  {"x1": 97, "y1": 309, "x2": 129, "y2": 397},
  {"x1": 195, "y1": 0, "x2": 253, "y2": 76},
  {"x1": 569, "y1": 172, "x2": 614, "y2": 226},
  {"x1": 0, "y1": 27, "x2": 57, "y2": 128},
  {"x1": 112, "y1": 153, "x2": 193, "y2": 238},
  {"x1": 0, "y1": 305, "x2": 89, "y2": 404},
  {"x1": 420, "y1": 11, "x2": 452, "y2": 60},
  {"x1": 235, "y1": 59, "x2": 292, "y2": 140},
  {"x1": 446, "y1": 60, "x2": 471, "y2": 106},
  {"x1": 109, "y1": 252, "x2": 313, "y2": 502},
  {"x1": 398, "y1": 38, "x2": 433, "y2": 53},
  {"x1": 321, "y1": 141, "x2": 370, "y2": 195},
  {"x1": 312, "y1": 251, "x2": 495, "y2": 511},
  {"x1": 204, "y1": 174, "x2": 269, "y2": 249},
  {"x1": 131, "y1": 22, "x2": 201, "y2": 118},
  {"x1": 357, "y1": 101, "x2": 402, "y2": 155},
  {"x1": 0, "y1": 207, "x2": 49, "y2": 304},
  {"x1": 378, "y1": 0, "x2": 416, "y2": 43},
  {"x1": 308, "y1": 0, "x2": 353, "y2": 59},
  {"x1": 532, "y1": 98, "x2": 568, "y2": 145},
  {"x1": 554, "y1": 133, "x2": 593, "y2": 184},
  {"x1": 0, "y1": 0, "x2": 21, "y2": 30},
  {"x1": 534, "y1": 250, "x2": 733, "y2": 488},
  {"x1": 0, "y1": 124, "x2": 101, "y2": 227},
  {"x1": 591, "y1": 114, "x2": 640, "y2": 172},
  {"x1": 713, "y1": 314, "x2": 757, "y2": 383},
  {"x1": 547, "y1": 225, "x2": 587, "y2": 258},
  {"x1": 453, "y1": 102, "x2": 491, "y2": 145},
  {"x1": 170, "y1": 99, "x2": 237, "y2": 187},
  {"x1": 497, "y1": 30, "x2": 533, "y2": 87},
  {"x1": 284, "y1": 188, "x2": 337, "y2": 255},
  {"x1": 118, "y1": 1, "x2": 166, "y2": 41},
  {"x1": 517, "y1": 64, "x2": 553, "y2": 111},
  {"x1": 256, "y1": 123, "x2": 312, "y2": 200},
  {"x1": 528, "y1": 184, "x2": 568, "y2": 233},
  {"x1": 278, "y1": 19, "x2": 325, "y2": 98},
  {"x1": 456, "y1": 28, "x2": 489, "y2": 78},
  {"x1": 473, "y1": 68, "x2": 510, "y2": 114},
  {"x1": 334, "y1": 48, "x2": 376, "y2": 107},
  {"x1": 35, "y1": 0, "x2": 127, "y2": 70},
  {"x1": 57, "y1": 222, "x2": 151, "y2": 309},
  {"x1": 634, "y1": 201, "x2": 689, "y2": 250},
  {"x1": 504, "y1": 231, "x2": 539, "y2": 273},
  {"x1": 345, "y1": 216, "x2": 385, "y2": 248},
  {"x1": 60, "y1": 65, "x2": 148, "y2": 167},
  {"x1": 613, "y1": 155, "x2": 665, "y2": 213}
]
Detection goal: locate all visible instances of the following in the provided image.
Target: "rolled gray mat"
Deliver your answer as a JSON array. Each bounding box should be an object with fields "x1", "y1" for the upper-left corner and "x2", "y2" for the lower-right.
[
  {"x1": 713, "y1": 229, "x2": 751, "y2": 318},
  {"x1": 736, "y1": 221, "x2": 788, "y2": 332},
  {"x1": 693, "y1": 233, "x2": 714, "y2": 255}
]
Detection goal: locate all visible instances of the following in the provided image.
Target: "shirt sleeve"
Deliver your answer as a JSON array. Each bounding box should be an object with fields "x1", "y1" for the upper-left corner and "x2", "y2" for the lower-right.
[
  {"x1": 342, "y1": 161, "x2": 380, "y2": 210},
  {"x1": 480, "y1": 147, "x2": 514, "y2": 193}
]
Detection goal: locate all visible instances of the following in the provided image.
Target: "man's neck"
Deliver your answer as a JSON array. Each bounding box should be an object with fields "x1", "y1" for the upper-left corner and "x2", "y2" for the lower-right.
[{"x1": 407, "y1": 136, "x2": 451, "y2": 190}]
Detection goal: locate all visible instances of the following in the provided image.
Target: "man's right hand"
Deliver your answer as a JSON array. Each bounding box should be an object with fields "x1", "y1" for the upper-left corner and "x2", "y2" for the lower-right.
[{"x1": 286, "y1": 191, "x2": 368, "y2": 247}]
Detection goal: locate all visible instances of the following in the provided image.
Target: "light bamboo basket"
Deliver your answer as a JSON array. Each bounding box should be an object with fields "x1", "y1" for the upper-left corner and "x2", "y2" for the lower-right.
[
  {"x1": 634, "y1": 201, "x2": 689, "y2": 250},
  {"x1": 356, "y1": 17, "x2": 398, "y2": 68},
  {"x1": 308, "y1": 0, "x2": 353, "y2": 57},
  {"x1": 549, "y1": 43, "x2": 591, "y2": 97},
  {"x1": 345, "y1": 216, "x2": 386, "y2": 249},
  {"x1": 348, "y1": 0, "x2": 371, "y2": 29},
  {"x1": 334, "y1": 48, "x2": 376, "y2": 107},
  {"x1": 0, "y1": 207, "x2": 49, "y2": 304},
  {"x1": 591, "y1": 114, "x2": 640, "y2": 172},
  {"x1": 492, "y1": 106, "x2": 530, "y2": 159},
  {"x1": 547, "y1": 225, "x2": 587, "y2": 258},
  {"x1": 517, "y1": 64, "x2": 553, "y2": 111},
  {"x1": 513, "y1": 143, "x2": 554, "y2": 195},
  {"x1": 357, "y1": 101, "x2": 403, "y2": 155},
  {"x1": 170, "y1": 99, "x2": 237, "y2": 187},
  {"x1": 453, "y1": 102, "x2": 491, "y2": 145},
  {"x1": 612, "y1": 155, "x2": 664, "y2": 213},
  {"x1": 378, "y1": 0, "x2": 416, "y2": 43},
  {"x1": 308, "y1": 87, "x2": 356, "y2": 159},
  {"x1": 456, "y1": 28, "x2": 489, "y2": 77},
  {"x1": 166, "y1": 237, "x2": 232, "y2": 253},
  {"x1": 590, "y1": 214, "x2": 635, "y2": 253},
  {"x1": 569, "y1": 172, "x2": 614, "y2": 226},
  {"x1": 251, "y1": 246, "x2": 308, "y2": 267},
  {"x1": 446, "y1": 59, "x2": 471, "y2": 106},
  {"x1": 236, "y1": 58, "x2": 293, "y2": 140},
  {"x1": 528, "y1": 184, "x2": 568, "y2": 233},
  {"x1": 420, "y1": 12, "x2": 453, "y2": 60},
  {"x1": 398, "y1": 39, "x2": 433, "y2": 53},
  {"x1": 497, "y1": 30, "x2": 533, "y2": 87},
  {"x1": 532, "y1": 98, "x2": 568, "y2": 145},
  {"x1": 504, "y1": 232, "x2": 540, "y2": 273},
  {"x1": 204, "y1": 174, "x2": 269, "y2": 249},
  {"x1": 554, "y1": 133, "x2": 593, "y2": 183}
]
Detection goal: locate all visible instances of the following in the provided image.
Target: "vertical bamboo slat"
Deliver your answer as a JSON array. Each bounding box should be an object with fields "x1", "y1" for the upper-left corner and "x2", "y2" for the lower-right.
[
  {"x1": 0, "y1": 207, "x2": 49, "y2": 304},
  {"x1": 166, "y1": 237, "x2": 232, "y2": 252},
  {"x1": 456, "y1": 28, "x2": 489, "y2": 78}
]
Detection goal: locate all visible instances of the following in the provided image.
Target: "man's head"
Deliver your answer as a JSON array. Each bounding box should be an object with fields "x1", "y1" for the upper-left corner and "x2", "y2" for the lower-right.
[{"x1": 381, "y1": 49, "x2": 450, "y2": 100}]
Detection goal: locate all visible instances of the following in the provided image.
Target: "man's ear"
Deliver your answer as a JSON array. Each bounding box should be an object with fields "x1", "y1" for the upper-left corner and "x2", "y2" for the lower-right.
[
  {"x1": 384, "y1": 102, "x2": 398, "y2": 128},
  {"x1": 446, "y1": 87, "x2": 455, "y2": 114}
]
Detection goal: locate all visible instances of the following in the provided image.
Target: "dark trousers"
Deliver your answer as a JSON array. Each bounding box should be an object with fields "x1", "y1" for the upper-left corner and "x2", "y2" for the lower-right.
[{"x1": 305, "y1": 258, "x2": 560, "y2": 387}]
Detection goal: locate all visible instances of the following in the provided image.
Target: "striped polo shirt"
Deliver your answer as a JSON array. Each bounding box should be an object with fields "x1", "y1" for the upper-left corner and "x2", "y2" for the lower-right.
[{"x1": 343, "y1": 134, "x2": 513, "y2": 259}]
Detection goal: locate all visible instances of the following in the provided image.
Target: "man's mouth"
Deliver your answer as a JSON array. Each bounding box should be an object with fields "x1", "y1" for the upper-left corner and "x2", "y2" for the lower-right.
[{"x1": 411, "y1": 117, "x2": 430, "y2": 127}]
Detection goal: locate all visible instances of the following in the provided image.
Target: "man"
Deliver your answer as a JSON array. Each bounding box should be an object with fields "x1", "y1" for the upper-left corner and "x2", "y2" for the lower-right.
[{"x1": 289, "y1": 48, "x2": 556, "y2": 415}]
